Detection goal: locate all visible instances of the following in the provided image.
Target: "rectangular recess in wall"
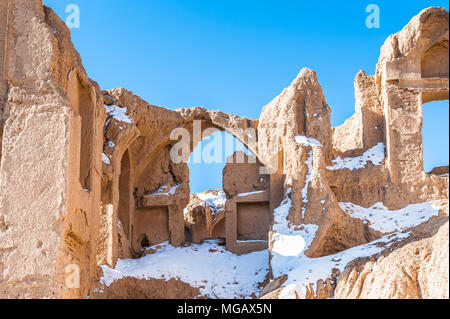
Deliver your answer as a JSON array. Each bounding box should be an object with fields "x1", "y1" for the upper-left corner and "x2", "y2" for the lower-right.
[
  {"x1": 135, "y1": 206, "x2": 170, "y2": 248},
  {"x1": 236, "y1": 201, "x2": 270, "y2": 241}
]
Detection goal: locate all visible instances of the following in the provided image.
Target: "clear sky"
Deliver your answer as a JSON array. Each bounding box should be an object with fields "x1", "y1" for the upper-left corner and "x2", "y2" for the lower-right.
[{"x1": 43, "y1": 0, "x2": 449, "y2": 193}]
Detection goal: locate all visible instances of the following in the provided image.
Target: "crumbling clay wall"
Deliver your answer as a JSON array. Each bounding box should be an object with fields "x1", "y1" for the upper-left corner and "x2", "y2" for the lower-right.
[
  {"x1": 0, "y1": 0, "x2": 106, "y2": 299},
  {"x1": 92, "y1": 273, "x2": 201, "y2": 299},
  {"x1": 223, "y1": 152, "x2": 273, "y2": 254},
  {"x1": 223, "y1": 151, "x2": 269, "y2": 197},
  {"x1": 376, "y1": 7, "x2": 449, "y2": 207},
  {"x1": 333, "y1": 71, "x2": 384, "y2": 154}
]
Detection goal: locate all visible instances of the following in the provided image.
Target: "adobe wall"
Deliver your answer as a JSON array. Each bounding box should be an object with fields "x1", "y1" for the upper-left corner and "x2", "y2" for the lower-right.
[
  {"x1": 375, "y1": 7, "x2": 449, "y2": 208},
  {"x1": 93, "y1": 276, "x2": 201, "y2": 299},
  {"x1": 332, "y1": 71, "x2": 384, "y2": 154},
  {"x1": 223, "y1": 151, "x2": 269, "y2": 198},
  {"x1": 0, "y1": 1, "x2": 105, "y2": 298},
  {"x1": 223, "y1": 152, "x2": 272, "y2": 254}
]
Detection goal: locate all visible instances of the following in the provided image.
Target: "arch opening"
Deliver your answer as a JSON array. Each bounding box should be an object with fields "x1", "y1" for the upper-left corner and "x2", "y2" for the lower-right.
[{"x1": 188, "y1": 131, "x2": 253, "y2": 194}]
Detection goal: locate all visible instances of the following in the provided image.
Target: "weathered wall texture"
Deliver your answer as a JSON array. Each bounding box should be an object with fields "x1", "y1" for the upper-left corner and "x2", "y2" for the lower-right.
[
  {"x1": 223, "y1": 152, "x2": 272, "y2": 254},
  {"x1": 333, "y1": 71, "x2": 384, "y2": 153},
  {"x1": 92, "y1": 275, "x2": 201, "y2": 299},
  {"x1": 376, "y1": 7, "x2": 449, "y2": 201},
  {"x1": 0, "y1": 1, "x2": 448, "y2": 299},
  {"x1": 0, "y1": 0, "x2": 105, "y2": 298},
  {"x1": 223, "y1": 151, "x2": 269, "y2": 198}
]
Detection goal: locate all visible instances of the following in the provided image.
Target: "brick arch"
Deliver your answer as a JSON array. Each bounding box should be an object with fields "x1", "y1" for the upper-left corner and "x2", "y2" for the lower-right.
[{"x1": 131, "y1": 114, "x2": 262, "y2": 182}]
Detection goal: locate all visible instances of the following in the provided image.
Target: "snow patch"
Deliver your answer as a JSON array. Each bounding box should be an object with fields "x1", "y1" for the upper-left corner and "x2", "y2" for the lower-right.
[
  {"x1": 104, "y1": 105, "x2": 133, "y2": 124},
  {"x1": 339, "y1": 201, "x2": 440, "y2": 233},
  {"x1": 149, "y1": 184, "x2": 181, "y2": 196},
  {"x1": 327, "y1": 143, "x2": 385, "y2": 171},
  {"x1": 197, "y1": 190, "x2": 227, "y2": 215},
  {"x1": 295, "y1": 135, "x2": 322, "y2": 147},
  {"x1": 272, "y1": 188, "x2": 318, "y2": 257},
  {"x1": 102, "y1": 153, "x2": 110, "y2": 165}
]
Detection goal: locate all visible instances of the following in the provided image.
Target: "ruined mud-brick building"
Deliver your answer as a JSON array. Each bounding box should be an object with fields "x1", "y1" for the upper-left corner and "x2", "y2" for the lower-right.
[{"x1": 0, "y1": 1, "x2": 448, "y2": 299}]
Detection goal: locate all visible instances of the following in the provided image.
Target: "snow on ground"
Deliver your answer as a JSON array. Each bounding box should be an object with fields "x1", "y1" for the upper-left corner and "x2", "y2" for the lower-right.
[
  {"x1": 275, "y1": 231, "x2": 411, "y2": 299},
  {"x1": 149, "y1": 184, "x2": 180, "y2": 196},
  {"x1": 339, "y1": 201, "x2": 440, "y2": 233},
  {"x1": 326, "y1": 142, "x2": 385, "y2": 171},
  {"x1": 104, "y1": 105, "x2": 133, "y2": 124},
  {"x1": 271, "y1": 188, "x2": 318, "y2": 258},
  {"x1": 271, "y1": 188, "x2": 413, "y2": 299},
  {"x1": 101, "y1": 185, "x2": 436, "y2": 299},
  {"x1": 100, "y1": 240, "x2": 269, "y2": 299},
  {"x1": 197, "y1": 190, "x2": 227, "y2": 215}
]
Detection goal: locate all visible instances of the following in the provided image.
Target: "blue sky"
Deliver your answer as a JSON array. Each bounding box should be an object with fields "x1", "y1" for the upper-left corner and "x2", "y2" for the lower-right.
[{"x1": 44, "y1": 0, "x2": 449, "y2": 193}]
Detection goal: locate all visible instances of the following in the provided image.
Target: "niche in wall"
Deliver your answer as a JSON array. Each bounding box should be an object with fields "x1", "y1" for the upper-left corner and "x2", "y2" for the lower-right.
[{"x1": 236, "y1": 202, "x2": 271, "y2": 241}]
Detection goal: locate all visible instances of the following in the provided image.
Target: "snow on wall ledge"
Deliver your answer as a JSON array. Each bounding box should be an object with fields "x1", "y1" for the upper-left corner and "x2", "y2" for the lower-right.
[
  {"x1": 99, "y1": 241, "x2": 269, "y2": 299},
  {"x1": 197, "y1": 190, "x2": 227, "y2": 214},
  {"x1": 148, "y1": 184, "x2": 181, "y2": 196},
  {"x1": 104, "y1": 105, "x2": 133, "y2": 124},
  {"x1": 327, "y1": 143, "x2": 385, "y2": 171},
  {"x1": 295, "y1": 135, "x2": 323, "y2": 148}
]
